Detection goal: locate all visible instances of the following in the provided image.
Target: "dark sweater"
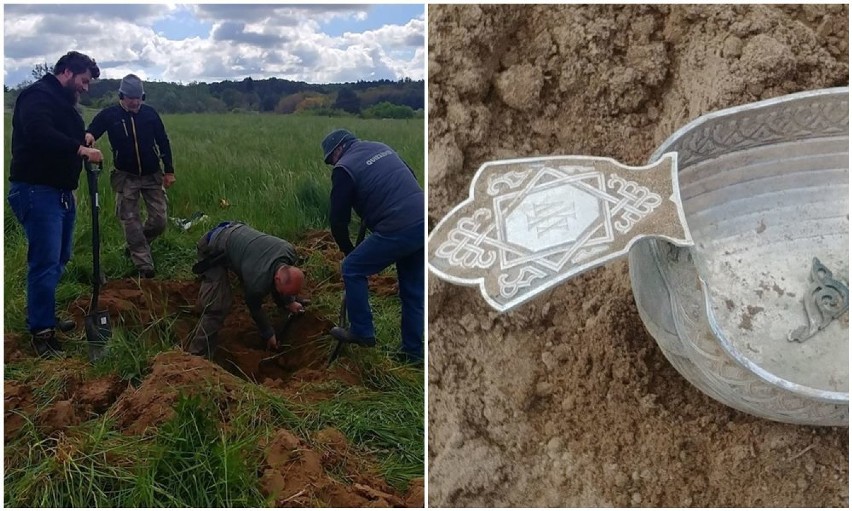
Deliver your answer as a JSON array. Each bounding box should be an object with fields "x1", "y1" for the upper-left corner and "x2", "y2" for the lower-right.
[
  {"x1": 223, "y1": 224, "x2": 298, "y2": 340},
  {"x1": 87, "y1": 104, "x2": 174, "y2": 175},
  {"x1": 9, "y1": 74, "x2": 86, "y2": 190}
]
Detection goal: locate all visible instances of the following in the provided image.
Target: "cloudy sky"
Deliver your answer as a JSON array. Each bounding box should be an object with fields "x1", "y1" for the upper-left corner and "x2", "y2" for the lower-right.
[{"x1": 3, "y1": 3, "x2": 425, "y2": 87}]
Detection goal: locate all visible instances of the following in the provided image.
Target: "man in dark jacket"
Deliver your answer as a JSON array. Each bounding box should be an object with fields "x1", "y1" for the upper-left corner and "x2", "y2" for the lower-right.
[
  {"x1": 321, "y1": 129, "x2": 424, "y2": 364},
  {"x1": 85, "y1": 74, "x2": 175, "y2": 278},
  {"x1": 7, "y1": 51, "x2": 103, "y2": 358},
  {"x1": 187, "y1": 222, "x2": 308, "y2": 357}
]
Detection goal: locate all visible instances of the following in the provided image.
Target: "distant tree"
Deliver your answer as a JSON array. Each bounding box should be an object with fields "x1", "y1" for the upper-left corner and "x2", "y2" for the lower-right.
[
  {"x1": 221, "y1": 89, "x2": 243, "y2": 110},
  {"x1": 333, "y1": 86, "x2": 360, "y2": 114},
  {"x1": 31, "y1": 62, "x2": 52, "y2": 80},
  {"x1": 362, "y1": 102, "x2": 415, "y2": 119},
  {"x1": 241, "y1": 76, "x2": 254, "y2": 93},
  {"x1": 296, "y1": 95, "x2": 330, "y2": 113},
  {"x1": 260, "y1": 94, "x2": 278, "y2": 112},
  {"x1": 244, "y1": 91, "x2": 261, "y2": 111}
]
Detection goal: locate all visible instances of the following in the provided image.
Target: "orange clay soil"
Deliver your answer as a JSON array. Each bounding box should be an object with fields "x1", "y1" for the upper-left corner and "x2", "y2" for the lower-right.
[{"x1": 4, "y1": 230, "x2": 421, "y2": 507}]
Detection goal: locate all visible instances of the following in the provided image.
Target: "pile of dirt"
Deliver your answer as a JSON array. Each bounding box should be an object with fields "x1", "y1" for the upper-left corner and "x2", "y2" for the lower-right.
[
  {"x1": 68, "y1": 277, "x2": 364, "y2": 393},
  {"x1": 428, "y1": 4, "x2": 848, "y2": 507},
  {"x1": 260, "y1": 427, "x2": 413, "y2": 507},
  {"x1": 5, "y1": 229, "x2": 419, "y2": 507},
  {"x1": 4, "y1": 361, "x2": 125, "y2": 441}
]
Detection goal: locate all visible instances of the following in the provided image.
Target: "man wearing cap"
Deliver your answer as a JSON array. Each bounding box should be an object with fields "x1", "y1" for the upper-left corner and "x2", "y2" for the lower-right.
[
  {"x1": 85, "y1": 73, "x2": 175, "y2": 278},
  {"x1": 321, "y1": 129, "x2": 425, "y2": 364},
  {"x1": 186, "y1": 221, "x2": 309, "y2": 358},
  {"x1": 7, "y1": 50, "x2": 103, "y2": 358}
]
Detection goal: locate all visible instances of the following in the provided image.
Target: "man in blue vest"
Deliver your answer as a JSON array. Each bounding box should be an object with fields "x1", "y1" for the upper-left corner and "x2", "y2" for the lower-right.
[{"x1": 321, "y1": 129, "x2": 424, "y2": 364}]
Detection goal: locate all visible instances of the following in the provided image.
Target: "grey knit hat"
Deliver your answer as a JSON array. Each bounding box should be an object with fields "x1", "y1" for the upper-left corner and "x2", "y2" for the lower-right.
[{"x1": 118, "y1": 74, "x2": 144, "y2": 99}]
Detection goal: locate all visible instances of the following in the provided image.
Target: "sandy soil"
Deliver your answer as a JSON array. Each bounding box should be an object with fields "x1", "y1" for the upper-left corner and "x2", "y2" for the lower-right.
[{"x1": 427, "y1": 4, "x2": 848, "y2": 507}]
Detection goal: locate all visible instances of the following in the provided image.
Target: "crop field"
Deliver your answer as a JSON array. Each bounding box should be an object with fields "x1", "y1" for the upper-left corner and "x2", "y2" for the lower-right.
[{"x1": 3, "y1": 111, "x2": 424, "y2": 507}]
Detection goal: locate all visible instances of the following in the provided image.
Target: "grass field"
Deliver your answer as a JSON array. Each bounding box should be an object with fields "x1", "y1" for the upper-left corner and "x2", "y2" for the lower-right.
[{"x1": 3, "y1": 110, "x2": 425, "y2": 507}]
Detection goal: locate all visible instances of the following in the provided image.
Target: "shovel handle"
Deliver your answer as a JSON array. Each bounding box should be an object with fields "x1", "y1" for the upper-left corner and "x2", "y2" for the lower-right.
[{"x1": 428, "y1": 152, "x2": 694, "y2": 312}]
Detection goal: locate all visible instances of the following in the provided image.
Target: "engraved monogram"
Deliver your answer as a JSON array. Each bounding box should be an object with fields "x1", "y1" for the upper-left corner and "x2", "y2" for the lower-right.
[{"x1": 429, "y1": 154, "x2": 692, "y2": 311}]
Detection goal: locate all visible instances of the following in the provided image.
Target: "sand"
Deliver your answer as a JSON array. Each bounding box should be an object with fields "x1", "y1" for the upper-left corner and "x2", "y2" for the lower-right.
[{"x1": 427, "y1": 4, "x2": 848, "y2": 507}]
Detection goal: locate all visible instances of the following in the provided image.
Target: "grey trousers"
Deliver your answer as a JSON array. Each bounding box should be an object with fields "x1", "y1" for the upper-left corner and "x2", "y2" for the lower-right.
[{"x1": 110, "y1": 170, "x2": 167, "y2": 271}]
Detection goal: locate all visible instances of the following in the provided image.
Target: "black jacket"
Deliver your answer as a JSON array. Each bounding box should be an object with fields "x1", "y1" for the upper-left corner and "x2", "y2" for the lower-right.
[
  {"x1": 87, "y1": 104, "x2": 174, "y2": 175},
  {"x1": 9, "y1": 74, "x2": 86, "y2": 190}
]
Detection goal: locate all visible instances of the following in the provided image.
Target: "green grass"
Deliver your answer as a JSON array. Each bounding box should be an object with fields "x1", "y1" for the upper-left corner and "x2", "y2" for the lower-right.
[{"x1": 3, "y1": 111, "x2": 424, "y2": 507}]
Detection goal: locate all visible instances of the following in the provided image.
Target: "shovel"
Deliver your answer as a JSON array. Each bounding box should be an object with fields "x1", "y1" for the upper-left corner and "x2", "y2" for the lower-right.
[
  {"x1": 83, "y1": 157, "x2": 111, "y2": 361},
  {"x1": 328, "y1": 222, "x2": 368, "y2": 366}
]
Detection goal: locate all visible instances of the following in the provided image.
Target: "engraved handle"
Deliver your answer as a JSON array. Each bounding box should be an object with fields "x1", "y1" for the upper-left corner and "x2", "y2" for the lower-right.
[{"x1": 428, "y1": 153, "x2": 693, "y2": 312}]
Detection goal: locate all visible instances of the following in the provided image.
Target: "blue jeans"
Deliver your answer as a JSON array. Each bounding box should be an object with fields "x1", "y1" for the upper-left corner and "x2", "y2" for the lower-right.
[
  {"x1": 342, "y1": 221, "x2": 424, "y2": 361},
  {"x1": 7, "y1": 182, "x2": 76, "y2": 332}
]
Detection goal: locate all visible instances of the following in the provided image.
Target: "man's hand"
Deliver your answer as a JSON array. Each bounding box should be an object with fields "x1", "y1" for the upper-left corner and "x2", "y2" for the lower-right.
[
  {"x1": 84, "y1": 133, "x2": 96, "y2": 147},
  {"x1": 78, "y1": 146, "x2": 103, "y2": 163},
  {"x1": 266, "y1": 334, "x2": 279, "y2": 351},
  {"x1": 287, "y1": 301, "x2": 305, "y2": 314},
  {"x1": 163, "y1": 173, "x2": 176, "y2": 189}
]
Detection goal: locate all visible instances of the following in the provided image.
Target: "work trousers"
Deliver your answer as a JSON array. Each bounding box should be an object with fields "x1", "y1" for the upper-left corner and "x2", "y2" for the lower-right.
[
  {"x1": 342, "y1": 221, "x2": 424, "y2": 361},
  {"x1": 7, "y1": 182, "x2": 76, "y2": 332},
  {"x1": 111, "y1": 170, "x2": 167, "y2": 272},
  {"x1": 187, "y1": 223, "x2": 237, "y2": 356}
]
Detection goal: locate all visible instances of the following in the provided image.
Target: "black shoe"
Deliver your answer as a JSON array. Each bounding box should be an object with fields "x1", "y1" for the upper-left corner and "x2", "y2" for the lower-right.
[
  {"x1": 55, "y1": 317, "x2": 76, "y2": 333},
  {"x1": 393, "y1": 351, "x2": 423, "y2": 367},
  {"x1": 138, "y1": 268, "x2": 155, "y2": 279},
  {"x1": 330, "y1": 327, "x2": 376, "y2": 347},
  {"x1": 31, "y1": 329, "x2": 63, "y2": 359}
]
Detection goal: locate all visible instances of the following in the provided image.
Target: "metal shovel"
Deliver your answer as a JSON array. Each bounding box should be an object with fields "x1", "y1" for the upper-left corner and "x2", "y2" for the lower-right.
[{"x1": 83, "y1": 158, "x2": 111, "y2": 361}]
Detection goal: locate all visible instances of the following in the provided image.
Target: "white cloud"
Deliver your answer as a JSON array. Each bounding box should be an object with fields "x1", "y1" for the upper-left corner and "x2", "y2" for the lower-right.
[{"x1": 3, "y1": 3, "x2": 423, "y2": 86}]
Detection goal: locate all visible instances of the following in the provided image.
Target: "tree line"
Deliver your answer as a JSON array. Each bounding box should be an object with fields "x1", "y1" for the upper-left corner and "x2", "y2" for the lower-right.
[{"x1": 4, "y1": 69, "x2": 424, "y2": 119}]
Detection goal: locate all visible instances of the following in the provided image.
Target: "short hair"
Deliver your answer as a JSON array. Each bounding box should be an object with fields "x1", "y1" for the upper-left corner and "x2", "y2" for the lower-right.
[{"x1": 53, "y1": 51, "x2": 100, "y2": 79}]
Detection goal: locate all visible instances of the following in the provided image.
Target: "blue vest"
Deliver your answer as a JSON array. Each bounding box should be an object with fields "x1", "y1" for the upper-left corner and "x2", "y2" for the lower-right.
[{"x1": 335, "y1": 140, "x2": 424, "y2": 233}]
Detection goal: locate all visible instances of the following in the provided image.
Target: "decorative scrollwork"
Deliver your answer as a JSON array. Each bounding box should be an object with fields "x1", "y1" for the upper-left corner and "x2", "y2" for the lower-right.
[
  {"x1": 788, "y1": 258, "x2": 849, "y2": 342},
  {"x1": 434, "y1": 208, "x2": 497, "y2": 269},
  {"x1": 607, "y1": 174, "x2": 663, "y2": 233},
  {"x1": 498, "y1": 267, "x2": 547, "y2": 298},
  {"x1": 487, "y1": 169, "x2": 532, "y2": 195}
]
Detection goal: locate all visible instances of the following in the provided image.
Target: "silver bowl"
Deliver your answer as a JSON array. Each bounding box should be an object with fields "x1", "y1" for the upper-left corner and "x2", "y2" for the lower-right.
[{"x1": 629, "y1": 88, "x2": 848, "y2": 425}]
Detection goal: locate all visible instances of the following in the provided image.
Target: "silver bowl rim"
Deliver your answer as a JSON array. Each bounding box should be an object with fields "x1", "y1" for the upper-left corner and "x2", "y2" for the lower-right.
[{"x1": 646, "y1": 87, "x2": 849, "y2": 402}]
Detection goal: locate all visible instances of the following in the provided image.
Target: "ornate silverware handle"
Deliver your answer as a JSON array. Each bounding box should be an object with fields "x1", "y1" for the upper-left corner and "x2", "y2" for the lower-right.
[{"x1": 428, "y1": 153, "x2": 694, "y2": 312}]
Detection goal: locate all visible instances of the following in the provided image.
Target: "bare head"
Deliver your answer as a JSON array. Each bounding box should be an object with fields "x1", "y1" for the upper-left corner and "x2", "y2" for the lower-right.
[
  {"x1": 53, "y1": 51, "x2": 99, "y2": 104},
  {"x1": 274, "y1": 265, "x2": 304, "y2": 296}
]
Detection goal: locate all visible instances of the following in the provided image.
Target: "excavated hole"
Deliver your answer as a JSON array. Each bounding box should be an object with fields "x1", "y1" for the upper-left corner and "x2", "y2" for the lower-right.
[{"x1": 70, "y1": 278, "x2": 341, "y2": 387}]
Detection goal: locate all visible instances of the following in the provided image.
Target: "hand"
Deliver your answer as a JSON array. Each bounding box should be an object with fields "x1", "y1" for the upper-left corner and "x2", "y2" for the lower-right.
[
  {"x1": 84, "y1": 133, "x2": 95, "y2": 146},
  {"x1": 78, "y1": 146, "x2": 103, "y2": 163},
  {"x1": 287, "y1": 301, "x2": 305, "y2": 314},
  {"x1": 266, "y1": 334, "x2": 279, "y2": 351},
  {"x1": 163, "y1": 173, "x2": 176, "y2": 189}
]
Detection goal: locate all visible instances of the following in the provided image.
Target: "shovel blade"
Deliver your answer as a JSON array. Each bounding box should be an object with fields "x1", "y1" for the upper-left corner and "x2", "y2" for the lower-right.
[{"x1": 85, "y1": 310, "x2": 111, "y2": 362}]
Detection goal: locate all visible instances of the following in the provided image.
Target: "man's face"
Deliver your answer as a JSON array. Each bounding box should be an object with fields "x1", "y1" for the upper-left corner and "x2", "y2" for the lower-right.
[
  {"x1": 60, "y1": 69, "x2": 92, "y2": 104},
  {"x1": 120, "y1": 95, "x2": 143, "y2": 113},
  {"x1": 329, "y1": 146, "x2": 344, "y2": 165}
]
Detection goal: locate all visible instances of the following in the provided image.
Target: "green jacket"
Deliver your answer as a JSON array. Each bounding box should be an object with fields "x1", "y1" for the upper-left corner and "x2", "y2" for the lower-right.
[{"x1": 223, "y1": 224, "x2": 298, "y2": 340}]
